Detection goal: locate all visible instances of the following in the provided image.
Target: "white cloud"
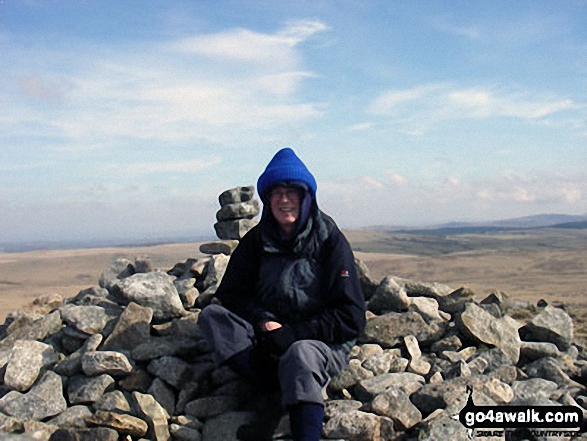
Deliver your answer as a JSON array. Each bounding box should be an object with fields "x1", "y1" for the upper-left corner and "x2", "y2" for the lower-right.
[
  {"x1": 5, "y1": 21, "x2": 328, "y2": 148},
  {"x1": 318, "y1": 171, "x2": 587, "y2": 228},
  {"x1": 369, "y1": 84, "x2": 580, "y2": 135},
  {"x1": 348, "y1": 122, "x2": 375, "y2": 132},
  {"x1": 445, "y1": 176, "x2": 461, "y2": 187},
  {"x1": 362, "y1": 176, "x2": 385, "y2": 189},
  {"x1": 369, "y1": 84, "x2": 446, "y2": 115},
  {"x1": 104, "y1": 157, "x2": 221, "y2": 176},
  {"x1": 385, "y1": 172, "x2": 409, "y2": 186},
  {"x1": 169, "y1": 20, "x2": 328, "y2": 67},
  {"x1": 256, "y1": 71, "x2": 318, "y2": 95}
]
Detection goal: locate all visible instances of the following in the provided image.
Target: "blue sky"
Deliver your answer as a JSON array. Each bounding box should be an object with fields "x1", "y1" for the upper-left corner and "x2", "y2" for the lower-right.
[{"x1": 1, "y1": 1, "x2": 586, "y2": 243}]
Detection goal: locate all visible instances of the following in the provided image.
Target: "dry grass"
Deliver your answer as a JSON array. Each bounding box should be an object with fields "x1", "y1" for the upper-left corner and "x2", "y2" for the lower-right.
[
  {"x1": 0, "y1": 243, "x2": 205, "y2": 321},
  {"x1": 1, "y1": 232, "x2": 586, "y2": 342}
]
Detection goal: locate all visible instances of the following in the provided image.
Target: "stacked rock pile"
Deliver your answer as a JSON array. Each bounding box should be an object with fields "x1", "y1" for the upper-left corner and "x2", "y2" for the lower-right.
[
  {"x1": 214, "y1": 185, "x2": 259, "y2": 238},
  {"x1": 0, "y1": 191, "x2": 586, "y2": 440},
  {"x1": 200, "y1": 186, "x2": 260, "y2": 257}
]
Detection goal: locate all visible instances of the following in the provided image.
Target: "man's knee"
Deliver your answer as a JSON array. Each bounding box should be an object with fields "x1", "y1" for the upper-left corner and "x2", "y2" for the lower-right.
[
  {"x1": 198, "y1": 303, "x2": 228, "y2": 327},
  {"x1": 280, "y1": 340, "x2": 326, "y2": 372}
]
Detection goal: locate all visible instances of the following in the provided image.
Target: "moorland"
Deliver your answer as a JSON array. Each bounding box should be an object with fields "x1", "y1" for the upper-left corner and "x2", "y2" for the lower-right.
[{"x1": 1, "y1": 225, "x2": 586, "y2": 339}]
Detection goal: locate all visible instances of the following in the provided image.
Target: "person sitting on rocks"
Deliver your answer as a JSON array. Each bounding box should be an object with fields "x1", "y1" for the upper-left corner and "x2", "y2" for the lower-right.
[{"x1": 199, "y1": 147, "x2": 366, "y2": 441}]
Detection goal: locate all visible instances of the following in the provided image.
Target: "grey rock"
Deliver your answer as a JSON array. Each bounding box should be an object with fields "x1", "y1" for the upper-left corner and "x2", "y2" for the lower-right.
[
  {"x1": 218, "y1": 186, "x2": 255, "y2": 206},
  {"x1": 524, "y1": 357, "x2": 581, "y2": 388},
  {"x1": 0, "y1": 413, "x2": 23, "y2": 433},
  {"x1": 323, "y1": 409, "x2": 395, "y2": 441},
  {"x1": 368, "y1": 276, "x2": 409, "y2": 314},
  {"x1": 354, "y1": 258, "x2": 379, "y2": 301},
  {"x1": 132, "y1": 392, "x2": 170, "y2": 441},
  {"x1": 81, "y1": 350, "x2": 133, "y2": 376},
  {"x1": 411, "y1": 375, "x2": 513, "y2": 414},
  {"x1": 472, "y1": 347, "x2": 513, "y2": 373},
  {"x1": 522, "y1": 305, "x2": 574, "y2": 351},
  {"x1": 370, "y1": 386, "x2": 422, "y2": 429},
  {"x1": 201, "y1": 254, "x2": 230, "y2": 290},
  {"x1": 466, "y1": 356, "x2": 489, "y2": 376},
  {"x1": 436, "y1": 287, "x2": 475, "y2": 314},
  {"x1": 118, "y1": 368, "x2": 153, "y2": 394},
  {"x1": 184, "y1": 395, "x2": 240, "y2": 420},
  {"x1": 354, "y1": 372, "x2": 425, "y2": 401},
  {"x1": 409, "y1": 296, "x2": 445, "y2": 323},
  {"x1": 48, "y1": 427, "x2": 119, "y2": 441},
  {"x1": 362, "y1": 352, "x2": 395, "y2": 376},
  {"x1": 388, "y1": 356, "x2": 409, "y2": 373},
  {"x1": 457, "y1": 303, "x2": 522, "y2": 363},
  {"x1": 5, "y1": 340, "x2": 58, "y2": 391},
  {"x1": 101, "y1": 302, "x2": 153, "y2": 351},
  {"x1": 147, "y1": 356, "x2": 191, "y2": 389},
  {"x1": 66, "y1": 286, "x2": 110, "y2": 306},
  {"x1": 23, "y1": 420, "x2": 59, "y2": 440},
  {"x1": 520, "y1": 341, "x2": 563, "y2": 362},
  {"x1": 60, "y1": 304, "x2": 116, "y2": 336},
  {"x1": 417, "y1": 413, "x2": 469, "y2": 441},
  {"x1": 152, "y1": 311, "x2": 202, "y2": 340},
  {"x1": 93, "y1": 390, "x2": 131, "y2": 413},
  {"x1": 113, "y1": 271, "x2": 186, "y2": 322},
  {"x1": 408, "y1": 356, "x2": 432, "y2": 376},
  {"x1": 325, "y1": 399, "x2": 363, "y2": 418},
  {"x1": 48, "y1": 405, "x2": 92, "y2": 429},
  {"x1": 173, "y1": 279, "x2": 199, "y2": 309},
  {"x1": 148, "y1": 378, "x2": 176, "y2": 417},
  {"x1": 1, "y1": 371, "x2": 67, "y2": 421},
  {"x1": 201, "y1": 411, "x2": 256, "y2": 441},
  {"x1": 54, "y1": 334, "x2": 103, "y2": 376},
  {"x1": 132, "y1": 335, "x2": 202, "y2": 361},
  {"x1": 199, "y1": 240, "x2": 240, "y2": 256},
  {"x1": 442, "y1": 346, "x2": 477, "y2": 363},
  {"x1": 67, "y1": 374, "x2": 115, "y2": 404},
  {"x1": 511, "y1": 378, "x2": 559, "y2": 405},
  {"x1": 85, "y1": 410, "x2": 148, "y2": 438},
  {"x1": 98, "y1": 258, "x2": 135, "y2": 291},
  {"x1": 487, "y1": 365, "x2": 519, "y2": 385},
  {"x1": 169, "y1": 424, "x2": 202, "y2": 441},
  {"x1": 0, "y1": 311, "x2": 62, "y2": 368},
  {"x1": 329, "y1": 359, "x2": 374, "y2": 392},
  {"x1": 216, "y1": 199, "x2": 260, "y2": 221},
  {"x1": 360, "y1": 311, "x2": 444, "y2": 347},
  {"x1": 404, "y1": 334, "x2": 422, "y2": 359},
  {"x1": 480, "y1": 290, "x2": 509, "y2": 307},
  {"x1": 430, "y1": 335, "x2": 463, "y2": 354},
  {"x1": 169, "y1": 414, "x2": 203, "y2": 431},
  {"x1": 174, "y1": 278, "x2": 196, "y2": 296},
  {"x1": 214, "y1": 219, "x2": 258, "y2": 240},
  {"x1": 402, "y1": 279, "x2": 454, "y2": 299},
  {"x1": 355, "y1": 344, "x2": 385, "y2": 361},
  {"x1": 134, "y1": 255, "x2": 153, "y2": 273}
]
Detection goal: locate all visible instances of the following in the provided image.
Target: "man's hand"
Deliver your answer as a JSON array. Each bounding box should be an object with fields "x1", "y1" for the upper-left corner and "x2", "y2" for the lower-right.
[{"x1": 260, "y1": 321, "x2": 282, "y2": 332}]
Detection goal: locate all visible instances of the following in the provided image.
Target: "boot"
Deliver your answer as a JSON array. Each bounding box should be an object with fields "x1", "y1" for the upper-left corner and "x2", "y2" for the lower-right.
[
  {"x1": 289, "y1": 402, "x2": 324, "y2": 441},
  {"x1": 237, "y1": 390, "x2": 285, "y2": 441}
]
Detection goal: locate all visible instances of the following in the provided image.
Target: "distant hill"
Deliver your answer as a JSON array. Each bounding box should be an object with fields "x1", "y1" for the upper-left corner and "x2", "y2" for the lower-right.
[
  {"x1": 550, "y1": 220, "x2": 587, "y2": 230},
  {"x1": 482, "y1": 214, "x2": 587, "y2": 228},
  {"x1": 365, "y1": 213, "x2": 587, "y2": 236}
]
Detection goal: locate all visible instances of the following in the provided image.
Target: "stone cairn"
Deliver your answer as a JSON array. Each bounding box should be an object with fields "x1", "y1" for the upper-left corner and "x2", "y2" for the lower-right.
[{"x1": 0, "y1": 186, "x2": 586, "y2": 441}]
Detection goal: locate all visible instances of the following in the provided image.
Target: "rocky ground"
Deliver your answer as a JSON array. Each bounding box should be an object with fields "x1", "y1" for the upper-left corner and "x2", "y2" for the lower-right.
[{"x1": 0, "y1": 187, "x2": 585, "y2": 440}]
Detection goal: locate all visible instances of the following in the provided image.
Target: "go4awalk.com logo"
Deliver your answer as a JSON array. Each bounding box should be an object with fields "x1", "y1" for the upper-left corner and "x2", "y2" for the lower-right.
[{"x1": 455, "y1": 387, "x2": 584, "y2": 439}]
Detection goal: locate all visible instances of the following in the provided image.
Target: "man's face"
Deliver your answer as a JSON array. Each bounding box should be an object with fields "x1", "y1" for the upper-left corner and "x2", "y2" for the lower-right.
[{"x1": 269, "y1": 186, "x2": 301, "y2": 233}]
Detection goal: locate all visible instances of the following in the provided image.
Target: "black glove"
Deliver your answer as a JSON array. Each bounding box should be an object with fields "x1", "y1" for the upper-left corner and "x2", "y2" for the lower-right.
[{"x1": 262, "y1": 325, "x2": 296, "y2": 356}]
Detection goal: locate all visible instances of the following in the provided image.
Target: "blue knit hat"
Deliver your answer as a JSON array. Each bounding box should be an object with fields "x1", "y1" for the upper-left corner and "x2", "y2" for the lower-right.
[{"x1": 257, "y1": 148, "x2": 317, "y2": 200}]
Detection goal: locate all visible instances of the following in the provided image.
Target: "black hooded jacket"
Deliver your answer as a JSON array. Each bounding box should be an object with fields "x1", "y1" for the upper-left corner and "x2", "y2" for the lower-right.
[{"x1": 215, "y1": 208, "x2": 366, "y2": 348}]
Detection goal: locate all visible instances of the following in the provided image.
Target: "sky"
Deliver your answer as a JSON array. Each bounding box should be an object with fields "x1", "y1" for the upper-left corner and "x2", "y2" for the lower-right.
[{"x1": 1, "y1": 0, "x2": 587, "y2": 244}]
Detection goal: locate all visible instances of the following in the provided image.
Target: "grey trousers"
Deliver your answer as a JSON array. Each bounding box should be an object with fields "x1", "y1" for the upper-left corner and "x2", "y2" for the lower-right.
[{"x1": 198, "y1": 304, "x2": 349, "y2": 407}]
